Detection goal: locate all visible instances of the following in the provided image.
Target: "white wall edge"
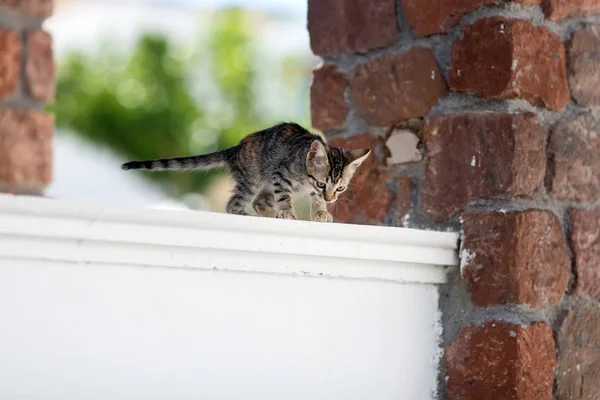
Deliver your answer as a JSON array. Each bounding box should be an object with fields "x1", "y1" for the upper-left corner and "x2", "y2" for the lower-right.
[{"x1": 0, "y1": 194, "x2": 459, "y2": 284}]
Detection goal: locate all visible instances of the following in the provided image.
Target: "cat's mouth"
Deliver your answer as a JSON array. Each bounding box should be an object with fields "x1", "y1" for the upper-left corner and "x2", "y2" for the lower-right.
[{"x1": 323, "y1": 194, "x2": 335, "y2": 203}]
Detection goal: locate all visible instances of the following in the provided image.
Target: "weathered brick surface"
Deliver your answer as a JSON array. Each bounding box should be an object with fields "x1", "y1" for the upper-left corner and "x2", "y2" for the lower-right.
[
  {"x1": 556, "y1": 300, "x2": 600, "y2": 400},
  {"x1": 307, "y1": 0, "x2": 398, "y2": 56},
  {"x1": 350, "y1": 47, "x2": 448, "y2": 127},
  {"x1": 544, "y1": 0, "x2": 600, "y2": 21},
  {"x1": 570, "y1": 208, "x2": 600, "y2": 300},
  {"x1": 0, "y1": 28, "x2": 21, "y2": 98},
  {"x1": 25, "y1": 30, "x2": 55, "y2": 102},
  {"x1": 421, "y1": 113, "x2": 547, "y2": 221},
  {"x1": 0, "y1": 0, "x2": 53, "y2": 18},
  {"x1": 445, "y1": 321, "x2": 555, "y2": 400},
  {"x1": 310, "y1": 64, "x2": 348, "y2": 131},
  {"x1": 402, "y1": 0, "x2": 544, "y2": 36},
  {"x1": 450, "y1": 17, "x2": 569, "y2": 111},
  {"x1": 402, "y1": 0, "x2": 497, "y2": 36},
  {"x1": 0, "y1": 109, "x2": 53, "y2": 191},
  {"x1": 305, "y1": 1, "x2": 596, "y2": 396},
  {"x1": 568, "y1": 26, "x2": 600, "y2": 108},
  {"x1": 327, "y1": 134, "x2": 394, "y2": 225},
  {"x1": 461, "y1": 210, "x2": 571, "y2": 307},
  {"x1": 547, "y1": 114, "x2": 600, "y2": 203}
]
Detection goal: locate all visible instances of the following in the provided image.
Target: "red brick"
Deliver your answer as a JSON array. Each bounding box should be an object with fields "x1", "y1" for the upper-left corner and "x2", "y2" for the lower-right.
[
  {"x1": 445, "y1": 321, "x2": 555, "y2": 400},
  {"x1": 25, "y1": 30, "x2": 54, "y2": 102},
  {"x1": 402, "y1": 0, "x2": 544, "y2": 36},
  {"x1": 547, "y1": 114, "x2": 600, "y2": 203},
  {"x1": 570, "y1": 208, "x2": 600, "y2": 300},
  {"x1": 0, "y1": 109, "x2": 53, "y2": 192},
  {"x1": 402, "y1": 0, "x2": 497, "y2": 36},
  {"x1": 0, "y1": 28, "x2": 20, "y2": 98},
  {"x1": 350, "y1": 47, "x2": 448, "y2": 127},
  {"x1": 327, "y1": 134, "x2": 394, "y2": 225},
  {"x1": 461, "y1": 210, "x2": 571, "y2": 307},
  {"x1": 544, "y1": 0, "x2": 600, "y2": 20},
  {"x1": 307, "y1": 0, "x2": 398, "y2": 56},
  {"x1": 571, "y1": 51, "x2": 600, "y2": 102},
  {"x1": 310, "y1": 64, "x2": 348, "y2": 131},
  {"x1": 556, "y1": 300, "x2": 600, "y2": 400},
  {"x1": 0, "y1": 0, "x2": 53, "y2": 18},
  {"x1": 421, "y1": 113, "x2": 547, "y2": 221},
  {"x1": 569, "y1": 26, "x2": 600, "y2": 59},
  {"x1": 568, "y1": 26, "x2": 600, "y2": 108},
  {"x1": 450, "y1": 17, "x2": 569, "y2": 111}
]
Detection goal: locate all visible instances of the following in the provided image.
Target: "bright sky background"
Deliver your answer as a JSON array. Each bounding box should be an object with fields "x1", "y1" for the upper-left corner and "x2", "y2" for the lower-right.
[
  {"x1": 164, "y1": 0, "x2": 307, "y2": 16},
  {"x1": 49, "y1": 0, "x2": 310, "y2": 57}
]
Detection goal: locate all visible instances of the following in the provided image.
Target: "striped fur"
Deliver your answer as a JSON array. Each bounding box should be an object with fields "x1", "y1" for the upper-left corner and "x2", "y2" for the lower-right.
[
  {"x1": 121, "y1": 152, "x2": 228, "y2": 171},
  {"x1": 122, "y1": 122, "x2": 371, "y2": 222}
]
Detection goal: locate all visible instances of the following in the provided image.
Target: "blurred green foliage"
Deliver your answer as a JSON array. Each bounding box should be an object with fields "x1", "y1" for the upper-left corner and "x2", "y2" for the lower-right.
[{"x1": 54, "y1": 8, "x2": 312, "y2": 197}]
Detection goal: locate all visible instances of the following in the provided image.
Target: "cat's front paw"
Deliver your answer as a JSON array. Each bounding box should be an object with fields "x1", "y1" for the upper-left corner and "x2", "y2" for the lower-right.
[
  {"x1": 313, "y1": 210, "x2": 333, "y2": 223},
  {"x1": 276, "y1": 210, "x2": 297, "y2": 220}
]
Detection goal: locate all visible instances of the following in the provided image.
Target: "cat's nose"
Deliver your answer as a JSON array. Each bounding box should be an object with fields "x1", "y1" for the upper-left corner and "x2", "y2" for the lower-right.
[{"x1": 324, "y1": 193, "x2": 334, "y2": 202}]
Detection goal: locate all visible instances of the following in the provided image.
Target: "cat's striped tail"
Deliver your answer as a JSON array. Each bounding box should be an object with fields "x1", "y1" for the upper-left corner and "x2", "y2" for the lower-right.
[{"x1": 121, "y1": 149, "x2": 229, "y2": 172}]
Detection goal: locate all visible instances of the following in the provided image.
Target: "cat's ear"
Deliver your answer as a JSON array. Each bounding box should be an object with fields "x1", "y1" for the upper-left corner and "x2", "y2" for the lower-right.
[
  {"x1": 306, "y1": 140, "x2": 328, "y2": 168},
  {"x1": 342, "y1": 148, "x2": 370, "y2": 177},
  {"x1": 346, "y1": 148, "x2": 371, "y2": 169}
]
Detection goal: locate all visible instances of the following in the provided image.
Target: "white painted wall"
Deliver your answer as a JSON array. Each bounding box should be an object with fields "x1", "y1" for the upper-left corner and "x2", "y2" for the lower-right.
[
  {"x1": 0, "y1": 195, "x2": 458, "y2": 400},
  {"x1": 0, "y1": 259, "x2": 441, "y2": 400}
]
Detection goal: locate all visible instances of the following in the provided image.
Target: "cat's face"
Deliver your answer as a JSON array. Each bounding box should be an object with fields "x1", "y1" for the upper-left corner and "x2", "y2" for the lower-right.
[{"x1": 305, "y1": 140, "x2": 370, "y2": 203}]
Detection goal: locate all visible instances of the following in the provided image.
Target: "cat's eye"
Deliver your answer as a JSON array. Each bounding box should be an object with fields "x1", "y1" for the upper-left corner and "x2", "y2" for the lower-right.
[
  {"x1": 336, "y1": 186, "x2": 346, "y2": 192},
  {"x1": 316, "y1": 182, "x2": 326, "y2": 189}
]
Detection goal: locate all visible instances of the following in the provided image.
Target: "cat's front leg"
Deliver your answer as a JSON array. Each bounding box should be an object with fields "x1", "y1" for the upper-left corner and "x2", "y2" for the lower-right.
[
  {"x1": 252, "y1": 187, "x2": 277, "y2": 218},
  {"x1": 272, "y1": 172, "x2": 297, "y2": 220},
  {"x1": 310, "y1": 194, "x2": 333, "y2": 223}
]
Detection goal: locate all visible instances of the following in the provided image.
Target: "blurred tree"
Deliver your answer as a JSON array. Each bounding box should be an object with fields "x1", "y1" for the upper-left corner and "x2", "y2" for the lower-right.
[{"x1": 53, "y1": 7, "x2": 313, "y2": 198}]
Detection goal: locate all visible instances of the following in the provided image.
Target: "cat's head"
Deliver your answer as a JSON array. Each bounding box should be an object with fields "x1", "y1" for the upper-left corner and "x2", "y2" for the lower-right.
[{"x1": 305, "y1": 140, "x2": 370, "y2": 203}]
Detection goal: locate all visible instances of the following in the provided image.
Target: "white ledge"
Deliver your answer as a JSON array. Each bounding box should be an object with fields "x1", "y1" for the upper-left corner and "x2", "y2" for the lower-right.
[{"x1": 0, "y1": 194, "x2": 458, "y2": 284}]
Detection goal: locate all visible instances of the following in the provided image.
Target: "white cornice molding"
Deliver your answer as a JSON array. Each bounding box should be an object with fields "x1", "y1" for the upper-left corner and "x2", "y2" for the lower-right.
[{"x1": 0, "y1": 194, "x2": 459, "y2": 284}]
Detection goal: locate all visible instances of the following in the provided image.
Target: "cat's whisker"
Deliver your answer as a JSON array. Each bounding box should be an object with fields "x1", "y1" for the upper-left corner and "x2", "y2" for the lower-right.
[
  {"x1": 337, "y1": 198, "x2": 351, "y2": 212},
  {"x1": 342, "y1": 197, "x2": 358, "y2": 207},
  {"x1": 338, "y1": 201, "x2": 349, "y2": 212},
  {"x1": 299, "y1": 197, "x2": 311, "y2": 216},
  {"x1": 332, "y1": 202, "x2": 339, "y2": 214}
]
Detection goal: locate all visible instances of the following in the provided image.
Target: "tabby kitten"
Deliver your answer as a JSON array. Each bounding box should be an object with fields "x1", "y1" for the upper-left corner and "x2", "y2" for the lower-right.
[{"x1": 122, "y1": 122, "x2": 370, "y2": 222}]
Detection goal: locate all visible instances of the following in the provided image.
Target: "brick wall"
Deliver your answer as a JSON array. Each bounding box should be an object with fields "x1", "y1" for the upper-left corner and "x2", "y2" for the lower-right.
[
  {"x1": 308, "y1": 1, "x2": 600, "y2": 399},
  {"x1": 0, "y1": 0, "x2": 54, "y2": 195}
]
